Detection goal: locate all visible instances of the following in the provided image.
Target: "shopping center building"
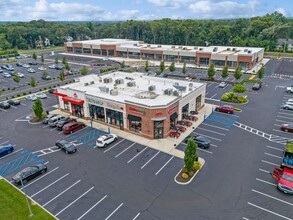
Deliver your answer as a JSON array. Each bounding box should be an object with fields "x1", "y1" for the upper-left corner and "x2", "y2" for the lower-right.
[
  {"x1": 64, "y1": 38, "x2": 264, "y2": 71},
  {"x1": 53, "y1": 72, "x2": 206, "y2": 139}
]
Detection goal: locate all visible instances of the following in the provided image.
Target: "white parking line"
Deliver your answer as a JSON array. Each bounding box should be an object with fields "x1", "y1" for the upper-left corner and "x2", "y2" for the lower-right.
[
  {"x1": 266, "y1": 145, "x2": 283, "y2": 152},
  {"x1": 141, "y1": 151, "x2": 160, "y2": 169},
  {"x1": 43, "y1": 125, "x2": 49, "y2": 128},
  {"x1": 198, "y1": 148, "x2": 213, "y2": 154},
  {"x1": 77, "y1": 195, "x2": 107, "y2": 220},
  {"x1": 278, "y1": 111, "x2": 293, "y2": 116},
  {"x1": 202, "y1": 123, "x2": 229, "y2": 131},
  {"x1": 209, "y1": 93, "x2": 217, "y2": 99},
  {"x1": 58, "y1": 131, "x2": 63, "y2": 134},
  {"x1": 20, "y1": 103, "x2": 26, "y2": 106},
  {"x1": 261, "y1": 160, "x2": 279, "y2": 166},
  {"x1": 210, "y1": 144, "x2": 218, "y2": 148},
  {"x1": 105, "y1": 203, "x2": 123, "y2": 220},
  {"x1": 115, "y1": 143, "x2": 136, "y2": 158},
  {"x1": 264, "y1": 152, "x2": 283, "y2": 159},
  {"x1": 243, "y1": 217, "x2": 249, "y2": 220},
  {"x1": 0, "y1": 148, "x2": 23, "y2": 160},
  {"x1": 272, "y1": 128, "x2": 287, "y2": 134},
  {"x1": 197, "y1": 127, "x2": 226, "y2": 136},
  {"x1": 133, "y1": 213, "x2": 140, "y2": 220},
  {"x1": 192, "y1": 132, "x2": 222, "y2": 141},
  {"x1": 277, "y1": 115, "x2": 293, "y2": 120},
  {"x1": 258, "y1": 168, "x2": 270, "y2": 174},
  {"x1": 66, "y1": 126, "x2": 89, "y2": 138},
  {"x1": 252, "y1": 189, "x2": 293, "y2": 207},
  {"x1": 0, "y1": 108, "x2": 7, "y2": 112},
  {"x1": 276, "y1": 119, "x2": 289, "y2": 123},
  {"x1": 0, "y1": 140, "x2": 9, "y2": 145},
  {"x1": 103, "y1": 139, "x2": 125, "y2": 153},
  {"x1": 22, "y1": 167, "x2": 59, "y2": 189},
  {"x1": 55, "y1": 187, "x2": 94, "y2": 217},
  {"x1": 31, "y1": 173, "x2": 69, "y2": 198},
  {"x1": 274, "y1": 124, "x2": 281, "y2": 127},
  {"x1": 207, "y1": 82, "x2": 214, "y2": 87},
  {"x1": 43, "y1": 180, "x2": 81, "y2": 207},
  {"x1": 256, "y1": 178, "x2": 276, "y2": 186},
  {"x1": 127, "y1": 146, "x2": 148, "y2": 163},
  {"x1": 10, "y1": 105, "x2": 17, "y2": 109},
  {"x1": 247, "y1": 202, "x2": 292, "y2": 220},
  {"x1": 50, "y1": 127, "x2": 57, "y2": 131},
  {"x1": 155, "y1": 156, "x2": 174, "y2": 175}
]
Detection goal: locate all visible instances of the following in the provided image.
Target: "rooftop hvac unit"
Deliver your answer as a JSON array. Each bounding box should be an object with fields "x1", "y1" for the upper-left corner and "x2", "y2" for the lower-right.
[
  {"x1": 232, "y1": 48, "x2": 236, "y2": 51},
  {"x1": 183, "y1": 47, "x2": 187, "y2": 50},
  {"x1": 99, "y1": 77, "x2": 103, "y2": 82},
  {"x1": 173, "y1": 84, "x2": 187, "y2": 92},
  {"x1": 171, "y1": 45, "x2": 175, "y2": 48},
  {"x1": 115, "y1": 78, "x2": 124, "y2": 84},
  {"x1": 189, "y1": 83, "x2": 193, "y2": 87},
  {"x1": 158, "y1": 45, "x2": 162, "y2": 48},
  {"x1": 147, "y1": 44, "x2": 150, "y2": 47},
  {"x1": 133, "y1": 43, "x2": 138, "y2": 46},
  {"x1": 173, "y1": 90, "x2": 180, "y2": 96},
  {"x1": 103, "y1": 78, "x2": 113, "y2": 83},
  {"x1": 127, "y1": 81, "x2": 136, "y2": 87},
  {"x1": 90, "y1": 81, "x2": 94, "y2": 85},
  {"x1": 194, "y1": 47, "x2": 198, "y2": 50},
  {"x1": 164, "y1": 88, "x2": 173, "y2": 95},
  {"x1": 227, "y1": 48, "x2": 231, "y2": 51},
  {"x1": 213, "y1": 47, "x2": 218, "y2": 52},
  {"x1": 178, "y1": 46, "x2": 182, "y2": 49},
  {"x1": 174, "y1": 82, "x2": 179, "y2": 86},
  {"x1": 248, "y1": 50, "x2": 252, "y2": 54},
  {"x1": 84, "y1": 82, "x2": 89, "y2": 86},
  {"x1": 148, "y1": 85, "x2": 156, "y2": 91},
  {"x1": 244, "y1": 49, "x2": 248, "y2": 52},
  {"x1": 110, "y1": 89, "x2": 118, "y2": 96},
  {"x1": 199, "y1": 48, "x2": 203, "y2": 51},
  {"x1": 98, "y1": 86, "x2": 109, "y2": 93}
]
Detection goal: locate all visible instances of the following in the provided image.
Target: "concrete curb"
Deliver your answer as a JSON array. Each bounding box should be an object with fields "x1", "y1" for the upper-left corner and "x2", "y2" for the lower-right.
[
  {"x1": 174, "y1": 157, "x2": 205, "y2": 185},
  {"x1": 28, "y1": 119, "x2": 42, "y2": 124}
]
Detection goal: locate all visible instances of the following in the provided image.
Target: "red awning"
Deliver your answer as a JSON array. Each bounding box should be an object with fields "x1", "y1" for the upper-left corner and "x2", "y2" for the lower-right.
[
  {"x1": 53, "y1": 91, "x2": 68, "y2": 97},
  {"x1": 62, "y1": 96, "x2": 84, "y2": 105}
]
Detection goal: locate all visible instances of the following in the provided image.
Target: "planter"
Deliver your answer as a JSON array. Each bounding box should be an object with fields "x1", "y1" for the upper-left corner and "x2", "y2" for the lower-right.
[{"x1": 28, "y1": 117, "x2": 42, "y2": 124}]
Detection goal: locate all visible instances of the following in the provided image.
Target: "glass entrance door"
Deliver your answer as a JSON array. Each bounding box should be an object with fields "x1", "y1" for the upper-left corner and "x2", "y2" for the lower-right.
[{"x1": 154, "y1": 120, "x2": 164, "y2": 139}]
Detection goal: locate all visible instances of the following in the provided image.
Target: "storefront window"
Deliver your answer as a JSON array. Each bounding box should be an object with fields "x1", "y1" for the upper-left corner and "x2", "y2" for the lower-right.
[
  {"x1": 196, "y1": 95, "x2": 202, "y2": 110},
  {"x1": 74, "y1": 47, "x2": 82, "y2": 54},
  {"x1": 72, "y1": 104, "x2": 84, "y2": 118},
  {"x1": 199, "y1": 57, "x2": 209, "y2": 66},
  {"x1": 108, "y1": 50, "x2": 114, "y2": 56},
  {"x1": 83, "y1": 48, "x2": 91, "y2": 54},
  {"x1": 64, "y1": 102, "x2": 70, "y2": 111},
  {"x1": 93, "y1": 49, "x2": 101, "y2": 55},
  {"x1": 102, "y1": 49, "x2": 107, "y2": 56},
  {"x1": 106, "y1": 109, "x2": 124, "y2": 130},
  {"x1": 67, "y1": 47, "x2": 73, "y2": 52},
  {"x1": 182, "y1": 103, "x2": 189, "y2": 119},
  {"x1": 128, "y1": 115, "x2": 141, "y2": 133},
  {"x1": 170, "y1": 112, "x2": 178, "y2": 129},
  {"x1": 89, "y1": 104, "x2": 105, "y2": 122},
  {"x1": 154, "y1": 120, "x2": 164, "y2": 139}
]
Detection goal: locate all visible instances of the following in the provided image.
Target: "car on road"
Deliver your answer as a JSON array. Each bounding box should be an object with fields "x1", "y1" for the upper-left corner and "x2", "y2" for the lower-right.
[
  {"x1": 55, "y1": 139, "x2": 77, "y2": 154},
  {"x1": 215, "y1": 105, "x2": 234, "y2": 114},
  {"x1": 16, "y1": 72, "x2": 25, "y2": 78},
  {"x1": 29, "y1": 61, "x2": 38, "y2": 65},
  {"x1": 282, "y1": 103, "x2": 293, "y2": 111},
  {"x1": 184, "y1": 135, "x2": 211, "y2": 149},
  {"x1": 0, "y1": 102, "x2": 10, "y2": 109},
  {"x1": 12, "y1": 164, "x2": 47, "y2": 185},
  {"x1": 35, "y1": 93, "x2": 47, "y2": 99},
  {"x1": 56, "y1": 118, "x2": 77, "y2": 130},
  {"x1": 0, "y1": 145, "x2": 14, "y2": 157},
  {"x1": 48, "y1": 115, "x2": 69, "y2": 127},
  {"x1": 25, "y1": 95, "x2": 37, "y2": 101},
  {"x1": 41, "y1": 75, "x2": 51, "y2": 80},
  {"x1": 16, "y1": 62, "x2": 23, "y2": 67},
  {"x1": 48, "y1": 64, "x2": 56, "y2": 69},
  {"x1": 48, "y1": 88, "x2": 57, "y2": 94},
  {"x1": 27, "y1": 68, "x2": 35, "y2": 73},
  {"x1": 63, "y1": 121, "x2": 86, "y2": 134},
  {"x1": 3, "y1": 72, "x2": 11, "y2": 78},
  {"x1": 42, "y1": 114, "x2": 57, "y2": 124},
  {"x1": 96, "y1": 134, "x2": 118, "y2": 147},
  {"x1": 7, "y1": 99, "x2": 20, "y2": 105},
  {"x1": 280, "y1": 124, "x2": 293, "y2": 133},
  {"x1": 22, "y1": 64, "x2": 30, "y2": 68},
  {"x1": 38, "y1": 67, "x2": 47, "y2": 71},
  {"x1": 218, "y1": 82, "x2": 227, "y2": 88},
  {"x1": 252, "y1": 83, "x2": 262, "y2": 90}
]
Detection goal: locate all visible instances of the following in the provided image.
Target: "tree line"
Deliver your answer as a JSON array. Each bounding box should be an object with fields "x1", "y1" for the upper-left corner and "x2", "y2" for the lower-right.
[{"x1": 0, "y1": 12, "x2": 292, "y2": 52}]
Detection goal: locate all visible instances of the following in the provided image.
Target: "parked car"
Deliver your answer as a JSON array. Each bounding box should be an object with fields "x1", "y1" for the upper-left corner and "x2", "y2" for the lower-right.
[
  {"x1": 1, "y1": 65, "x2": 7, "y2": 70},
  {"x1": 7, "y1": 99, "x2": 20, "y2": 105},
  {"x1": 64, "y1": 70, "x2": 74, "y2": 75},
  {"x1": 96, "y1": 134, "x2": 118, "y2": 147},
  {"x1": 0, "y1": 145, "x2": 14, "y2": 157},
  {"x1": 63, "y1": 121, "x2": 86, "y2": 134},
  {"x1": 12, "y1": 164, "x2": 47, "y2": 185},
  {"x1": 3, "y1": 72, "x2": 11, "y2": 78},
  {"x1": 218, "y1": 82, "x2": 227, "y2": 88},
  {"x1": 25, "y1": 95, "x2": 37, "y2": 101},
  {"x1": 16, "y1": 62, "x2": 23, "y2": 67},
  {"x1": 252, "y1": 83, "x2": 262, "y2": 90},
  {"x1": 215, "y1": 105, "x2": 234, "y2": 114},
  {"x1": 48, "y1": 88, "x2": 57, "y2": 94},
  {"x1": 55, "y1": 139, "x2": 77, "y2": 154},
  {"x1": 280, "y1": 124, "x2": 293, "y2": 133},
  {"x1": 42, "y1": 114, "x2": 57, "y2": 124},
  {"x1": 56, "y1": 118, "x2": 77, "y2": 130},
  {"x1": 5, "y1": 64, "x2": 14, "y2": 71},
  {"x1": 41, "y1": 75, "x2": 51, "y2": 80},
  {"x1": 55, "y1": 65, "x2": 64, "y2": 70},
  {"x1": 38, "y1": 67, "x2": 47, "y2": 71},
  {"x1": 282, "y1": 103, "x2": 293, "y2": 111},
  {"x1": 48, "y1": 64, "x2": 56, "y2": 69},
  {"x1": 16, "y1": 72, "x2": 24, "y2": 78},
  {"x1": 48, "y1": 115, "x2": 69, "y2": 127},
  {"x1": 22, "y1": 64, "x2": 30, "y2": 68},
  {"x1": 184, "y1": 135, "x2": 211, "y2": 149},
  {"x1": 0, "y1": 102, "x2": 10, "y2": 109},
  {"x1": 35, "y1": 93, "x2": 47, "y2": 99},
  {"x1": 0, "y1": 69, "x2": 3, "y2": 73},
  {"x1": 27, "y1": 68, "x2": 35, "y2": 73},
  {"x1": 29, "y1": 61, "x2": 38, "y2": 65}
]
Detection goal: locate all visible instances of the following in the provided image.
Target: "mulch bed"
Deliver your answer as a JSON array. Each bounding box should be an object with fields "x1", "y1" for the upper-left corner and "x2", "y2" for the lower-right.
[
  {"x1": 29, "y1": 117, "x2": 42, "y2": 123},
  {"x1": 175, "y1": 168, "x2": 194, "y2": 183}
]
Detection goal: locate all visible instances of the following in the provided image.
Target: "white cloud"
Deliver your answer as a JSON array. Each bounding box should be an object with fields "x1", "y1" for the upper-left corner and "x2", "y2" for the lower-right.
[
  {"x1": 276, "y1": 7, "x2": 287, "y2": 16},
  {"x1": 147, "y1": 0, "x2": 192, "y2": 9},
  {"x1": 188, "y1": 0, "x2": 261, "y2": 19}
]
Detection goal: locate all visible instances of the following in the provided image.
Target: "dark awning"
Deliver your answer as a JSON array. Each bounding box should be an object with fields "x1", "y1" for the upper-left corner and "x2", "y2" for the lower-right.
[
  {"x1": 127, "y1": 114, "x2": 141, "y2": 121},
  {"x1": 170, "y1": 112, "x2": 178, "y2": 120}
]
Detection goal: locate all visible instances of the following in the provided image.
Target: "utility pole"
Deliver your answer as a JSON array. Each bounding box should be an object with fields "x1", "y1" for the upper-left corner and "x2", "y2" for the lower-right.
[{"x1": 20, "y1": 177, "x2": 33, "y2": 217}]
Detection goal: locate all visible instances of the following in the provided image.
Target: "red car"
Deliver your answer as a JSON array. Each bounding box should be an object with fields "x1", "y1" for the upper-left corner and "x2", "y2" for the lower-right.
[
  {"x1": 272, "y1": 166, "x2": 293, "y2": 194},
  {"x1": 280, "y1": 124, "x2": 293, "y2": 133},
  {"x1": 215, "y1": 105, "x2": 234, "y2": 114},
  {"x1": 184, "y1": 120, "x2": 193, "y2": 127},
  {"x1": 169, "y1": 130, "x2": 180, "y2": 138},
  {"x1": 63, "y1": 121, "x2": 86, "y2": 134}
]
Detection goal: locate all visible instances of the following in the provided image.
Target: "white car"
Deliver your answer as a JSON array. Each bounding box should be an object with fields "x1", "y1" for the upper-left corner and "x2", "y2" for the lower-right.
[
  {"x1": 38, "y1": 67, "x2": 47, "y2": 71},
  {"x1": 48, "y1": 64, "x2": 56, "y2": 69},
  {"x1": 27, "y1": 68, "x2": 35, "y2": 73},
  {"x1": 96, "y1": 134, "x2": 118, "y2": 147},
  {"x1": 23, "y1": 64, "x2": 30, "y2": 68},
  {"x1": 3, "y1": 72, "x2": 11, "y2": 78},
  {"x1": 219, "y1": 82, "x2": 227, "y2": 88},
  {"x1": 35, "y1": 93, "x2": 47, "y2": 99},
  {"x1": 16, "y1": 72, "x2": 24, "y2": 78},
  {"x1": 287, "y1": 99, "x2": 293, "y2": 103},
  {"x1": 26, "y1": 95, "x2": 37, "y2": 101}
]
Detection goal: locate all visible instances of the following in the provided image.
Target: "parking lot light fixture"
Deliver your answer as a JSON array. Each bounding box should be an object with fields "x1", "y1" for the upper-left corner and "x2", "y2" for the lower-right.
[{"x1": 20, "y1": 177, "x2": 33, "y2": 217}]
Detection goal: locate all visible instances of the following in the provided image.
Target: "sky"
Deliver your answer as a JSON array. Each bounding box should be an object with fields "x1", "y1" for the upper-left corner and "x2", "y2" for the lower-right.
[{"x1": 0, "y1": 0, "x2": 291, "y2": 21}]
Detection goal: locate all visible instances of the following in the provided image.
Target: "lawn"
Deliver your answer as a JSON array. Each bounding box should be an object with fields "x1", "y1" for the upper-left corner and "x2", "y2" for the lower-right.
[
  {"x1": 18, "y1": 46, "x2": 64, "y2": 55},
  {"x1": 0, "y1": 178, "x2": 56, "y2": 220}
]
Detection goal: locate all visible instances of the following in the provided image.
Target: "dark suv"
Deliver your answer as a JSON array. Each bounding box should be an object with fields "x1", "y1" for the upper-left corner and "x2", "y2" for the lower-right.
[
  {"x1": 56, "y1": 118, "x2": 77, "y2": 130},
  {"x1": 0, "y1": 102, "x2": 10, "y2": 109}
]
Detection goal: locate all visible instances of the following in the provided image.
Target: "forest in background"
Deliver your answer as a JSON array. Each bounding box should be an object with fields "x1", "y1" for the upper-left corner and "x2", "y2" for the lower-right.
[{"x1": 0, "y1": 12, "x2": 292, "y2": 52}]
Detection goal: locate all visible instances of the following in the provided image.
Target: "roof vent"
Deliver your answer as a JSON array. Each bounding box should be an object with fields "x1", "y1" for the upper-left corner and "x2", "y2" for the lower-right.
[
  {"x1": 178, "y1": 46, "x2": 183, "y2": 49},
  {"x1": 213, "y1": 47, "x2": 218, "y2": 52},
  {"x1": 98, "y1": 86, "x2": 109, "y2": 93},
  {"x1": 84, "y1": 82, "x2": 89, "y2": 86},
  {"x1": 133, "y1": 43, "x2": 138, "y2": 46},
  {"x1": 115, "y1": 78, "x2": 124, "y2": 84},
  {"x1": 125, "y1": 77, "x2": 134, "y2": 80},
  {"x1": 173, "y1": 90, "x2": 180, "y2": 96},
  {"x1": 147, "y1": 44, "x2": 150, "y2": 47},
  {"x1": 158, "y1": 45, "x2": 162, "y2": 48},
  {"x1": 148, "y1": 85, "x2": 156, "y2": 91},
  {"x1": 244, "y1": 49, "x2": 248, "y2": 52},
  {"x1": 248, "y1": 50, "x2": 252, "y2": 54},
  {"x1": 171, "y1": 45, "x2": 175, "y2": 49},
  {"x1": 173, "y1": 83, "x2": 187, "y2": 92},
  {"x1": 90, "y1": 81, "x2": 94, "y2": 85},
  {"x1": 199, "y1": 48, "x2": 203, "y2": 51},
  {"x1": 227, "y1": 48, "x2": 231, "y2": 51},
  {"x1": 194, "y1": 47, "x2": 198, "y2": 50},
  {"x1": 103, "y1": 77, "x2": 113, "y2": 83},
  {"x1": 127, "y1": 81, "x2": 136, "y2": 87},
  {"x1": 232, "y1": 48, "x2": 236, "y2": 51},
  {"x1": 164, "y1": 88, "x2": 173, "y2": 95},
  {"x1": 110, "y1": 89, "x2": 118, "y2": 96}
]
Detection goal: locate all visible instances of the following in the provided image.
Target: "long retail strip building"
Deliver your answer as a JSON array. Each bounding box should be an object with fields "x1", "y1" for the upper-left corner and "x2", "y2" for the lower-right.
[
  {"x1": 64, "y1": 38, "x2": 264, "y2": 71},
  {"x1": 53, "y1": 72, "x2": 206, "y2": 139}
]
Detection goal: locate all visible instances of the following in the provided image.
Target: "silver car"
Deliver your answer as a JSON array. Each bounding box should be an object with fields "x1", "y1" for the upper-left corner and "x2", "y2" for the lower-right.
[
  {"x1": 283, "y1": 103, "x2": 293, "y2": 110},
  {"x1": 26, "y1": 95, "x2": 37, "y2": 101},
  {"x1": 27, "y1": 68, "x2": 35, "y2": 73},
  {"x1": 3, "y1": 72, "x2": 11, "y2": 78},
  {"x1": 219, "y1": 82, "x2": 227, "y2": 88},
  {"x1": 48, "y1": 115, "x2": 69, "y2": 127},
  {"x1": 35, "y1": 93, "x2": 47, "y2": 99}
]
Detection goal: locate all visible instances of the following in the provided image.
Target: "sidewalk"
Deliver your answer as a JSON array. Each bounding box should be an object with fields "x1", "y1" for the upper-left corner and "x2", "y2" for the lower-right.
[{"x1": 50, "y1": 103, "x2": 215, "y2": 159}]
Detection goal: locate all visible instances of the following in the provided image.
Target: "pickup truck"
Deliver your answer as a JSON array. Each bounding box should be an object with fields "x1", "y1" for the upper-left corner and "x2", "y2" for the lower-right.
[
  {"x1": 286, "y1": 86, "x2": 293, "y2": 93},
  {"x1": 272, "y1": 141, "x2": 293, "y2": 194}
]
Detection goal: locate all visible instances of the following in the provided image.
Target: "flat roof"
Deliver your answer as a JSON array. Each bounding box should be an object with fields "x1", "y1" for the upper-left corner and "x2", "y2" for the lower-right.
[{"x1": 59, "y1": 72, "x2": 204, "y2": 107}]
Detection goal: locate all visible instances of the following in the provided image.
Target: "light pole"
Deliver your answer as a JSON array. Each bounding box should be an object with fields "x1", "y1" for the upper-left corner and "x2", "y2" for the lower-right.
[{"x1": 20, "y1": 177, "x2": 33, "y2": 217}]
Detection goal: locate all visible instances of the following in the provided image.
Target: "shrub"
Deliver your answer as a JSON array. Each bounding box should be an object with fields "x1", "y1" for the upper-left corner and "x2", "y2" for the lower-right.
[
  {"x1": 11, "y1": 96, "x2": 14, "y2": 98},
  {"x1": 181, "y1": 173, "x2": 189, "y2": 179},
  {"x1": 11, "y1": 87, "x2": 15, "y2": 90},
  {"x1": 237, "y1": 96, "x2": 248, "y2": 103},
  {"x1": 17, "y1": 94, "x2": 20, "y2": 97},
  {"x1": 29, "y1": 91, "x2": 32, "y2": 94},
  {"x1": 233, "y1": 84, "x2": 247, "y2": 93},
  {"x1": 8, "y1": 88, "x2": 10, "y2": 90},
  {"x1": 234, "y1": 107, "x2": 241, "y2": 111},
  {"x1": 221, "y1": 92, "x2": 234, "y2": 102},
  {"x1": 39, "y1": 89, "x2": 42, "y2": 91},
  {"x1": 23, "y1": 92, "x2": 26, "y2": 95},
  {"x1": 188, "y1": 171, "x2": 195, "y2": 177},
  {"x1": 193, "y1": 161, "x2": 202, "y2": 171}
]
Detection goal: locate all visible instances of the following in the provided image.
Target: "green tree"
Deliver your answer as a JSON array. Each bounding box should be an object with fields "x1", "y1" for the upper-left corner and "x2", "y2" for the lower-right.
[
  {"x1": 12, "y1": 74, "x2": 21, "y2": 83},
  {"x1": 144, "y1": 60, "x2": 149, "y2": 72},
  {"x1": 6, "y1": 54, "x2": 9, "y2": 61},
  {"x1": 54, "y1": 57, "x2": 59, "y2": 65},
  {"x1": 184, "y1": 138, "x2": 198, "y2": 172},
  {"x1": 32, "y1": 99, "x2": 43, "y2": 119},
  {"x1": 234, "y1": 66, "x2": 242, "y2": 80},
  {"x1": 221, "y1": 65, "x2": 229, "y2": 79},
  {"x1": 62, "y1": 57, "x2": 67, "y2": 65},
  {"x1": 207, "y1": 64, "x2": 216, "y2": 80},
  {"x1": 233, "y1": 84, "x2": 247, "y2": 93},
  {"x1": 257, "y1": 66, "x2": 265, "y2": 79},
  {"x1": 32, "y1": 52, "x2": 37, "y2": 61},
  {"x1": 42, "y1": 71, "x2": 48, "y2": 78},
  {"x1": 29, "y1": 77, "x2": 37, "y2": 87},
  {"x1": 169, "y1": 61, "x2": 176, "y2": 72},
  {"x1": 80, "y1": 66, "x2": 89, "y2": 75},
  {"x1": 64, "y1": 63, "x2": 70, "y2": 71},
  {"x1": 120, "y1": 61, "x2": 125, "y2": 68},
  {"x1": 182, "y1": 62, "x2": 186, "y2": 74},
  {"x1": 41, "y1": 54, "x2": 44, "y2": 64},
  {"x1": 59, "y1": 70, "x2": 65, "y2": 81},
  {"x1": 159, "y1": 61, "x2": 165, "y2": 72}
]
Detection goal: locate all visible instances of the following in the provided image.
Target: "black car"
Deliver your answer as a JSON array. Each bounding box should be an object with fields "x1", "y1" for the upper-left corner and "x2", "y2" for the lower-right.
[
  {"x1": 48, "y1": 88, "x2": 57, "y2": 94},
  {"x1": 12, "y1": 164, "x2": 47, "y2": 185},
  {"x1": 55, "y1": 139, "x2": 77, "y2": 154},
  {"x1": 42, "y1": 114, "x2": 57, "y2": 124},
  {"x1": 29, "y1": 61, "x2": 38, "y2": 65},
  {"x1": 0, "y1": 102, "x2": 10, "y2": 109},
  {"x1": 184, "y1": 135, "x2": 211, "y2": 149},
  {"x1": 16, "y1": 62, "x2": 23, "y2": 67},
  {"x1": 56, "y1": 118, "x2": 77, "y2": 130},
  {"x1": 7, "y1": 99, "x2": 20, "y2": 105}
]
